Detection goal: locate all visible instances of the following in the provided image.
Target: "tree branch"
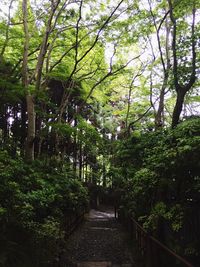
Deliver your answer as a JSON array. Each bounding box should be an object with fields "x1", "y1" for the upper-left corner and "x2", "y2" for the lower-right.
[{"x1": 0, "y1": 0, "x2": 14, "y2": 59}]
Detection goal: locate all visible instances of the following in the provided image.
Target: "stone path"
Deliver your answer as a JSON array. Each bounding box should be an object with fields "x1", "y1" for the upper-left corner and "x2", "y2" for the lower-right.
[{"x1": 64, "y1": 207, "x2": 140, "y2": 267}]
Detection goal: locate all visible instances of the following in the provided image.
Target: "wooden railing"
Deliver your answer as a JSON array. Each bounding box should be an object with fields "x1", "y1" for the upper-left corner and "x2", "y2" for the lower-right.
[
  {"x1": 65, "y1": 210, "x2": 85, "y2": 238},
  {"x1": 54, "y1": 211, "x2": 86, "y2": 266},
  {"x1": 118, "y1": 210, "x2": 195, "y2": 267}
]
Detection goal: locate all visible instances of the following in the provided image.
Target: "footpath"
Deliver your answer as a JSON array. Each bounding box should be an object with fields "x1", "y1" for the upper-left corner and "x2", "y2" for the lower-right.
[{"x1": 63, "y1": 207, "x2": 142, "y2": 267}]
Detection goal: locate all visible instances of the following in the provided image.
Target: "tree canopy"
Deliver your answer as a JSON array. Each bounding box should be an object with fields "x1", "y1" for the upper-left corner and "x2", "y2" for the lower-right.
[{"x1": 0, "y1": 0, "x2": 200, "y2": 266}]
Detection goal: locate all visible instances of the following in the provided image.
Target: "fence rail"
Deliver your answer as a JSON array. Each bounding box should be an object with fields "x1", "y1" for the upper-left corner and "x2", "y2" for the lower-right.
[
  {"x1": 65, "y1": 210, "x2": 85, "y2": 238},
  {"x1": 118, "y1": 210, "x2": 194, "y2": 267}
]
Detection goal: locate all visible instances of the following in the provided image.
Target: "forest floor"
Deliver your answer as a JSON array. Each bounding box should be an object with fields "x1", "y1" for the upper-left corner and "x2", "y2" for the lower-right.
[{"x1": 63, "y1": 206, "x2": 144, "y2": 267}]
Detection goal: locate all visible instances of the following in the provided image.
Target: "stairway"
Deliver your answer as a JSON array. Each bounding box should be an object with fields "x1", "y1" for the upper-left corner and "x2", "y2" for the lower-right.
[
  {"x1": 65, "y1": 207, "x2": 135, "y2": 267},
  {"x1": 77, "y1": 262, "x2": 132, "y2": 267}
]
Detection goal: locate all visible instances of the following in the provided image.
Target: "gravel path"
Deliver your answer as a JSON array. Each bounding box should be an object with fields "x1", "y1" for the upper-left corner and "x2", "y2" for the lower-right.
[{"x1": 63, "y1": 207, "x2": 139, "y2": 267}]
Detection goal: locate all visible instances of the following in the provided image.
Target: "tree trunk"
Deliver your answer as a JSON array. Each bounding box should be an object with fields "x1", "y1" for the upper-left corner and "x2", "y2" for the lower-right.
[
  {"x1": 155, "y1": 73, "x2": 169, "y2": 128},
  {"x1": 22, "y1": 0, "x2": 36, "y2": 161},
  {"x1": 0, "y1": 0, "x2": 14, "y2": 60},
  {"x1": 102, "y1": 155, "x2": 106, "y2": 187},
  {"x1": 85, "y1": 157, "x2": 88, "y2": 182},
  {"x1": 73, "y1": 146, "x2": 77, "y2": 176},
  {"x1": 73, "y1": 120, "x2": 78, "y2": 176},
  {"x1": 172, "y1": 89, "x2": 185, "y2": 128},
  {"x1": 155, "y1": 87, "x2": 165, "y2": 128},
  {"x1": 2, "y1": 104, "x2": 9, "y2": 142},
  {"x1": 25, "y1": 94, "x2": 35, "y2": 161},
  {"x1": 79, "y1": 142, "x2": 82, "y2": 180},
  {"x1": 20, "y1": 100, "x2": 27, "y2": 156},
  {"x1": 168, "y1": 0, "x2": 196, "y2": 127},
  {"x1": 35, "y1": 113, "x2": 42, "y2": 158},
  {"x1": 34, "y1": 0, "x2": 60, "y2": 91}
]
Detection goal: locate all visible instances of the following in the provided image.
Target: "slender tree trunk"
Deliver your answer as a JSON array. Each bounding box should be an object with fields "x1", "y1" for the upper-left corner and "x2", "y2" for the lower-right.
[
  {"x1": 155, "y1": 90, "x2": 165, "y2": 128},
  {"x1": 54, "y1": 128, "x2": 60, "y2": 157},
  {"x1": 155, "y1": 74, "x2": 168, "y2": 128},
  {"x1": 34, "y1": 0, "x2": 61, "y2": 91},
  {"x1": 79, "y1": 142, "x2": 82, "y2": 180},
  {"x1": 24, "y1": 1, "x2": 61, "y2": 160},
  {"x1": 73, "y1": 119, "x2": 78, "y2": 175},
  {"x1": 22, "y1": 0, "x2": 35, "y2": 161},
  {"x1": 148, "y1": 1, "x2": 171, "y2": 129},
  {"x1": 172, "y1": 89, "x2": 185, "y2": 128},
  {"x1": 73, "y1": 146, "x2": 77, "y2": 175},
  {"x1": 35, "y1": 113, "x2": 42, "y2": 158},
  {"x1": 25, "y1": 95, "x2": 35, "y2": 160},
  {"x1": 85, "y1": 157, "x2": 88, "y2": 182},
  {"x1": 0, "y1": 0, "x2": 14, "y2": 60},
  {"x1": 2, "y1": 104, "x2": 8, "y2": 141},
  {"x1": 20, "y1": 100, "x2": 27, "y2": 156},
  {"x1": 168, "y1": 0, "x2": 196, "y2": 127},
  {"x1": 102, "y1": 156, "x2": 106, "y2": 187},
  {"x1": 155, "y1": 16, "x2": 170, "y2": 128}
]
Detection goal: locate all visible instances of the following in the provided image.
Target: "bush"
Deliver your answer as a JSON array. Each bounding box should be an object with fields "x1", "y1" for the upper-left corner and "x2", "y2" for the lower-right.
[
  {"x1": 113, "y1": 118, "x2": 200, "y2": 260},
  {"x1": 0, "y1": 150, "x2": 89, "y2": 267}
]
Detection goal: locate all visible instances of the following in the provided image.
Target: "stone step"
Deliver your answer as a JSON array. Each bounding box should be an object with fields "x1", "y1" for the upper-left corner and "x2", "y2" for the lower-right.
[
  {"x1": 112, "y1": 264, "x2": 132, "y2": 267},
  {"x1": 77, "y1": 262, "x2": 111, "y2": 267},
  {"x1": 77, "y1": 262, "x2": 133, "y2": 267}
]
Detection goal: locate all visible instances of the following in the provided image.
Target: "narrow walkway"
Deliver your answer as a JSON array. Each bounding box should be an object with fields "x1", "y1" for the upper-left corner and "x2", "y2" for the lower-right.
[{"x1": 64, "y1": 207, "x2": 139, "y2": 267}]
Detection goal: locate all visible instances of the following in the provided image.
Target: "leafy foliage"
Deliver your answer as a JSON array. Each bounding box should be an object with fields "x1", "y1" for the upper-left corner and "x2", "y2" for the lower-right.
[
  {"x1": 0, "y1": 0, "x2": 199, "y2": 265},
  {"x1": 0, "y1": 150, "x2": 88, "y2": 266},
  {"x1": 113, "y1": 118, "x2": 200, "y2": 259}
]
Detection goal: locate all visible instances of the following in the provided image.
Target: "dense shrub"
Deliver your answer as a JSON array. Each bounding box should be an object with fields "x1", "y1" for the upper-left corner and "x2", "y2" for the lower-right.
[
  {"x1": 114, "y1": 118, "x2": 200, "y2": 261},
  {"x1": 0, "y1": 151, "x2": 89, "y2": 267}
]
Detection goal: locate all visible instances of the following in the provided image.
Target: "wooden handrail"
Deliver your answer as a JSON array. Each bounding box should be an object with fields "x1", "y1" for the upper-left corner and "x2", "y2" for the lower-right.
[
  {"x1": 130, "y1": 216, "x2": 194, "y2": 267},
  {"x1": 118, "y1": 211, "x2": 194, "y2": 267},
  {"x1": 66, "y1": 210, "x2": 85, "y2": 237},
  {"x1": 150, "y1": 235, "x2": 194, "y2": 267}
]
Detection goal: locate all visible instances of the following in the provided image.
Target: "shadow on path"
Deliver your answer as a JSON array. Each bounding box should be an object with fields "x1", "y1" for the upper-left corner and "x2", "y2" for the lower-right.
[{"x1": 63, "y1": 206, "x2": 140, "y2": 267}]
